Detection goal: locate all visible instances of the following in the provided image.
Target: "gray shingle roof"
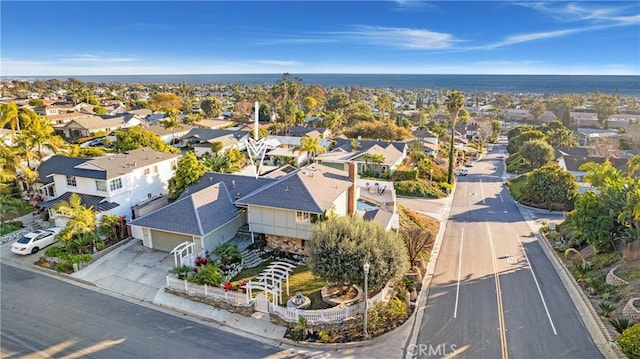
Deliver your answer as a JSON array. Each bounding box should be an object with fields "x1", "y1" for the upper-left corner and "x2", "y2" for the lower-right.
[
  {"x1": 179, "y1": 172, "x2": 276, "y2": 201},
  {"x1": 83, "y1": 147, "x2": 180, "y2": 179},
  {"x1": 40, "y1": 192, "x2": 119, "y2": 212},
  {"x1": 235, "y1": 163, "x2": 352, "y2": 213},
  {"x1": 181, "y1": 128, "x2": 248, "y2": 142},
  {"x1": 129, "y1": 182, "x2": 238, "y2": 236},
  {"x1": 37, "y1": 156, "x2": 91, "y2": 184}
]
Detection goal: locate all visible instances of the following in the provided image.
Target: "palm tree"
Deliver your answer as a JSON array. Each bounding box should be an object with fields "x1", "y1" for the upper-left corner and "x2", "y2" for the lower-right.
[
  {"x1": 294, "y1": 136, "x2": 327, "y2": 166},
  {"x1": 445, "y1": 91, "x2": 465, "y2": 184},
  {"x1": 0, "y1": 102, "x2": 20, "y2": 132},
  {"x1": 161, "y1": 108, "x2": 184, "y2": 144},
  {"x1": 54, "y1": 193, "x2": 97, "y2": 244},
  {"x1": 627, "y1": 154, "x2": 640, "y2": 177},
  {"x1": 17, "y1": 115, "x2": 66, "y2": 162},
  {"x1": 350, "y1": 138, "x2": 361, "y2": 152},
  {"x1": 360, "y1": 153, "x2": 385, "y2": 175},
  {"x1": 547, "y1": 128, "x2": 577, "y2": 147},
  {"x1": 0, "y1": 143, "x2": 19, "y2": 187}
]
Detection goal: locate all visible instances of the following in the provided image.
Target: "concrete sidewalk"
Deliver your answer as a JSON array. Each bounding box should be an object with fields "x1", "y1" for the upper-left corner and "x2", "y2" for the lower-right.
[{"x1": 69, "y1": 238, "x2": 290, "y2": 344}]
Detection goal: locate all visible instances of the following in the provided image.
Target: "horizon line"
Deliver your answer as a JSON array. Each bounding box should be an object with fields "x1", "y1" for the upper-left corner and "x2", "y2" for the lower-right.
[{"x1": 3, "y1": 73, "x2": 639, "y2": 78}]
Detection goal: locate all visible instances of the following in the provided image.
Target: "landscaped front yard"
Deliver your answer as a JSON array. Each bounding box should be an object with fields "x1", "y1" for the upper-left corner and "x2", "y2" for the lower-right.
[{"x1": 231, "y1": 262, "x2": 332, "y2": 309}]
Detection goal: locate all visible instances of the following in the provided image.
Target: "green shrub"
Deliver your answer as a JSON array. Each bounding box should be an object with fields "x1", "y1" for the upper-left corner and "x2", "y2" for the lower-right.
[
  {"x1": 391, "y1": 170, "x2": 418, "y2": 181},
  {"x1": 394, "y1": 180, "x2": 446, "y2": 198},
  {"x1": 213, "y1": 244, "x2": 242, "y2": 266},
  {"x1": 618, "y1": 323, "x2": 639, "y2": 359},
  {"x1": 170, "y1": 265, "x2": 192, "y2": 278},
  {"x1": 366, "y1": 298, "x2": 408, "y2": 333},
  {"x1": 94, "y1": 240, "x2": 106, "y2": 251},
  {"x1": 610, "y1": 318, "x2": 632, "y2": 334},
  {"x1": 598, "y1": 302, "x2": 616, "y2": 317},
  {"x1": 0, "y1": 222, "x2": 23, "y2": 236},
  {"x1": 189, "y1": 265, "x2": 224, "y2": 286},
  {"x1": 44, "y1": 246, "x2": 67, "y2": 257}
]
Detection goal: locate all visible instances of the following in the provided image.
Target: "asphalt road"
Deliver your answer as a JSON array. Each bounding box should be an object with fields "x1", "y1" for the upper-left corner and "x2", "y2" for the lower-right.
[
  {"x1": 0, "y1": 264, "x2": 283, "y2": 359},
  {"x1": 413, "y1": 144, "x2": 602, "y2": 359}
]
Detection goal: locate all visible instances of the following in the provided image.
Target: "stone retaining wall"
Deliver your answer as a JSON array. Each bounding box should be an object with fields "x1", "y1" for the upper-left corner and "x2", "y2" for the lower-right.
[
  {"x1": 605, "y1": 265, "x2": 628, "y2": 286},
  {"x1": 269, "y1": 312, "x2": 360, "y2": 332},
  {"x1": 622, "y1": 298, "x2": 640, "y2": 322},
  {"x1": 165, "y1": 287, "x2": 255, "y2": 317}
]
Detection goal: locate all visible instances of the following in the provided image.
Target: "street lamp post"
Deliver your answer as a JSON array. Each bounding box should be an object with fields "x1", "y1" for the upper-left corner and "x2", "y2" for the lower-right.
[
  {"x1": 430, "y1": 168, "x2": 433, "y2": 182},
  {"x1": 363, "y1": 262, "x2": 370, "y2": 337}
]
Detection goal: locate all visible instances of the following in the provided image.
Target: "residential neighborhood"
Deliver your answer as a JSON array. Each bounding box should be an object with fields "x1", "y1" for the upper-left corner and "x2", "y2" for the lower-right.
[{"x1": 1, "y1": 77, "x2": 639, "y2": 359}]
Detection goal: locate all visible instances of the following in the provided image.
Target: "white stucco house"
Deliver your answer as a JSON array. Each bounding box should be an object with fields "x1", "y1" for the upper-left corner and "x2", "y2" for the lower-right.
[{"x1": 38, "y1": 147, "x2": 181, "y2": 227}]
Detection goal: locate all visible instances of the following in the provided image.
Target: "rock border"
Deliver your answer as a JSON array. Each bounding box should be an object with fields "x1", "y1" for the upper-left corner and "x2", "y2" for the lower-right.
[
  {"x1": 606, "y1": 265, "x2": 629, "y2": 286},
  {"x1": 622, "y1": 298, "x2": 640, "y2": 322}
]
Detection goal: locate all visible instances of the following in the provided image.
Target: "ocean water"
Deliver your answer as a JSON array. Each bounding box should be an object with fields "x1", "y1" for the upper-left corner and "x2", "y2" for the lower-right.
[{"x1": 15, "y1": 74, "x2": 640, "y2": 96}]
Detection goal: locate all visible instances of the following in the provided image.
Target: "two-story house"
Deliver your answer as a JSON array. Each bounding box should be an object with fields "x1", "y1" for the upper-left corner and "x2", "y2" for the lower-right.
[
  {"x1": 128, "y1": 162, "x2": 399, "y2": 255},
  {"x1": 38, "y1": 148, "x2": 181, "y2": 227}
]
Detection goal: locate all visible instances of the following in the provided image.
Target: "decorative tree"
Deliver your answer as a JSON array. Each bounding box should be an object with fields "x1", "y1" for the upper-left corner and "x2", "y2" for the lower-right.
[
  {"x1": 308, "y1": 216, "x2": 408, "y2": 292},
  {"x1": 518, "y1": 139, "x2": 554, "y2": 168},
  {"x1": 445, "y1": 91, "x2": 464, "y2": 184},
  {"x1": 521, "y1": 164, "x2": 578, "y2": 211},
  {"x1": 168, "y1": 151, "x2": 206, "y2": 200}
]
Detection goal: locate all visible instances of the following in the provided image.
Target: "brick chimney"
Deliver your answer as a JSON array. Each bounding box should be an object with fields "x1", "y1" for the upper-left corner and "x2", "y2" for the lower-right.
[{"x1": 347, "y1": 162, "x2": 357, "y2": 216}]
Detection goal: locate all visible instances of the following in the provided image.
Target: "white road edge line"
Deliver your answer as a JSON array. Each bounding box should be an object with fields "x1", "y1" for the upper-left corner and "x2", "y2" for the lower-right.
[
  {"x1": 516, "y1": 235, "x2": 558, "y2": 335},
  {"x1": 454, "y1": 228, "x2": 464, "y2": 319},
  {"x1": 495, "y1": 183, "x2": 504, "y2": 203}
]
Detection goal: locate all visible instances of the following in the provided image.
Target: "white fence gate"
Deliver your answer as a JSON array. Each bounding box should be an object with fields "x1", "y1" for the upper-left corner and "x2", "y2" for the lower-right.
[{"x1": 254, "y1": 293, "x2": 270, "y2": 313}]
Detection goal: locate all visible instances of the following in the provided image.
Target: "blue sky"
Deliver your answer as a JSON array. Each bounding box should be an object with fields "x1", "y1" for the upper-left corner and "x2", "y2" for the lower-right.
[{"x1": 1, "y1": 1, "x2": 639, "y2": 76}]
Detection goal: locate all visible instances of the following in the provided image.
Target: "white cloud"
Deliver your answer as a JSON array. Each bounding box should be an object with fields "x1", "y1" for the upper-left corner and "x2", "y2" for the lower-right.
[
  {"x1": 250, "y1": 60, "x2": 302, "y2": 67},
  {"x1": 478, "y1": 28, "x2": 582, "y2": 49},
  {"x1": 340, "y1": 25, "x2": 458, "y2": 49},
  {"x1": 59, "y1": 54, "x2": 137, "y2": 63}
]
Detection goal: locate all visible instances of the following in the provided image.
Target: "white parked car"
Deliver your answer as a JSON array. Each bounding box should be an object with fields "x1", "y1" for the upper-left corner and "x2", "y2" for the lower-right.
[{"x1": 11, "y1": 227, "x2": 63, "y2": 255}]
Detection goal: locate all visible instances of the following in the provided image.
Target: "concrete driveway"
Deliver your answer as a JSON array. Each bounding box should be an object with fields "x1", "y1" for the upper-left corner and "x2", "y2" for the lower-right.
[
  {"x1": 71, "y1": 239, "x2": 173, "y2": 302},
  {"x1": 0, "y1": 233, "x2": 45, "y2": 267}
]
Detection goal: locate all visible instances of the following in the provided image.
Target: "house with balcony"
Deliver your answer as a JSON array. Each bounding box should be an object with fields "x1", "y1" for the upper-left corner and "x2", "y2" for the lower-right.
[
  {"x1": 316, "y1": 138, "x2": 407, "y2": 177},
  {"x1": 128, "y1": 162, "x2": 398, "y2": 254},
  {"x1": 37, "y1": 147, "x2": 181, "y2": 227}
]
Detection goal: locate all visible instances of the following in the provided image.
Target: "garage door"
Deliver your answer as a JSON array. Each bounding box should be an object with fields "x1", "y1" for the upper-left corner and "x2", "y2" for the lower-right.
[{"x1": 150, "y1": 230, "x2": 192, "y2": 252}]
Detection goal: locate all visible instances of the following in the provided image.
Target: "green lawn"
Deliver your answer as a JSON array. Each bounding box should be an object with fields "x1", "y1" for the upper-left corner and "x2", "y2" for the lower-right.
[
  {"x1": 231, "y1": 261, "x2": 332, "y2": 310},
  {"x1": 507, "y1": 175, "x2": 528, "y2": 202}
]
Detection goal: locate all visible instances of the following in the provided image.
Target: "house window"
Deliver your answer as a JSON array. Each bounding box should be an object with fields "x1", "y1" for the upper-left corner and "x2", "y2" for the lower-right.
[
  {"x1": 144, "y1": 168, "x2": 151, "y2": 175},
  {"x1": 47, "y1": 186, "x2": 55, "y2": 197},
  {"x1": 296, "y1": 211, "x2": 311, "y2": 223},
  {"x1": 66, "y1": 176, "x2": 77, "y2": 187},
  {"x1": 95, "y1": 180, "x2": 107, "y2": 192},
  {"x1": 153, "y1": 165, "x2": 158, "y2": 173},
  {"x1": 109, "y1": 178, "x2": 122, "y2": 191}
]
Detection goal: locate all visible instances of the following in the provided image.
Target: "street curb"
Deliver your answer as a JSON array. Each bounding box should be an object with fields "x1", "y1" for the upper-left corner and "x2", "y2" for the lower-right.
[
  {"x1": 518, "y1": 205, "x2": 624, "y2": 359},
  {"x1": 402, "y1": 182, "x2": 456, "y2": 358}
]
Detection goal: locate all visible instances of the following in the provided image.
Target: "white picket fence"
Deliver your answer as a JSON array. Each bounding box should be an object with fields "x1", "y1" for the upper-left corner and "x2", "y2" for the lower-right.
[
  {"x1": 166, "y1": 276, "x2": 249, "y2": 305},
  {"x1": 270, "y1": 301, "x2": 364, "y2": 324},
  {"x1": 269, "y1": 282, "x2": 391, "y2": 324},
  {"x1": 166, "y1": 275, "x2": 392, "y2": 324}
]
